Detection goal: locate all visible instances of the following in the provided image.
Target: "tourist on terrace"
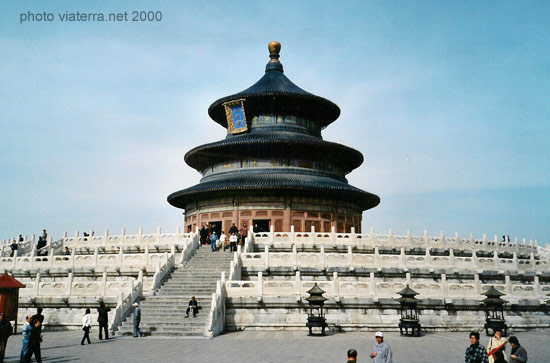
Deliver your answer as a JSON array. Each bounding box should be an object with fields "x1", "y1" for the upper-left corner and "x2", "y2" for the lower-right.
[
  {"x1": 347, "y1": 348, "x2": 358, "y2": 362},
  {"x1": 64, "y1": 247, "x2": 71, "y2": 256},
  {"x1": 369, "y1": 331, "x2": 393, "y2": 363},
  {"x1": 239, "y1": 223, "x2": 248, "y2": 246},
  {"x1": 18, "y1": 235, "x2": 23, "y2": 242},
  {"x1": 229, "y1": 223, "x2": 239, "y2": 236},
  {"x1": 20, "y1": 315, "x2": 31, "y2": 363},
  {"x1": 132, "y1": 303, "x2": 143, "y2": 337},
  {"x1": 0, "y1": 313, "x2": 12, "y2": 361},
  {"x1": 10, "y1": 239, "x2": 17, "y2": 257},
  {"x1": 185, "y1": 296, "x2": 198, "y2": 318},
  {"x1": 487, "y1": 329, "x2": 507, "y2": 363},
  {"x1": 508, "y1": 336, "x2": 527, "y2": 363},
  {"x1": 219, "y1": 231, "x2": 227, "y2": 251},
  {"x1": 81, "y1": 308, "x2": 92, "y2": 345},
  {"x1": 229, "y1": 232, "x2": 238, "y2": 252},
  {"x1": 465, "y1": 331, "x2": 489, "y2": 363},
  {"x1": 210, "y1": 231, "x2": 218, "y2": 252},
  {"x1": 97, "y1": 302, "x2": 111, "y2": 340},
  {"x1": 200, "y1": 225, "x2": 208, "y2": 245}
]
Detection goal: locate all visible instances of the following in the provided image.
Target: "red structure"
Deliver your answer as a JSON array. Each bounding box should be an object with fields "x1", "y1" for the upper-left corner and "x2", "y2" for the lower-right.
[{"x1": 0, "y1": 274, "x2": 25, "y2": 333}]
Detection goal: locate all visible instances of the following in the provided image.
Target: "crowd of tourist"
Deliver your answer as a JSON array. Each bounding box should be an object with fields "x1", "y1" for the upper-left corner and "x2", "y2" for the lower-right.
[{"x1": 199, "y1": 222, "x2": 248, "y2": 252}]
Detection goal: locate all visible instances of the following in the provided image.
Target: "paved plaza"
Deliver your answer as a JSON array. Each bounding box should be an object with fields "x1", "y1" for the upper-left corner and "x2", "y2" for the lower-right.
[{"x1": 2, "y1": 329, "x2": 549, "y2": 362}]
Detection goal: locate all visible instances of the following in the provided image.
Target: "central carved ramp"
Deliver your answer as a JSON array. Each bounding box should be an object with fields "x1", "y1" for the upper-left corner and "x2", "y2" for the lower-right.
[{"x1": 117, "y1": 246, "x2": 233, "y2": 337}]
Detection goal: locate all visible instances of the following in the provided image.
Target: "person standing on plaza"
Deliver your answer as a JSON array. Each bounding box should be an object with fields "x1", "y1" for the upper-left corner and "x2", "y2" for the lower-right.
[
  {"x1": 229, "y1": 232, "x2": 238, "y2": 252},
  {"x1": 487, "y1": 329, "x2": 507, "y2": 363},
  {"x1": 369, "y1": 331, "x2": 393, "y2": 363},
  {"x1": 0, "y1": 313, "x2": 12, "y2": 362},
  {"x1": 347, "y1": 348, "x2": 358, "y2": 362},
  {"x1": 508, "y1": 336, "x2": 527, "y2": 363},
  {"x1": 239, "y1": 223, "x2": 248, "y2": 247},
  {"x1": 25, "y1": 319, "x2": 42, "y2": 363},
  {"x1": 31, "y1": 308, "x2": 44, "y2": 333},
  {"x1": 466, "y1": 331, "x2": 489, "y2": 363},
  {"x1": 97, "y1": 301, "x2": 111, "y2": 340},
  {"x1": 20, "y1": 315, "x2": 32, "y2": 363},
  {"x1": 81, "y1": 308, "x2": 92, "y2": 345},
  {"x1": 133, "y1": 303, "x2": 143, "y2": 337},
  {"x1": 210, "y1": 231, "x2": 218, "y2": 252}
]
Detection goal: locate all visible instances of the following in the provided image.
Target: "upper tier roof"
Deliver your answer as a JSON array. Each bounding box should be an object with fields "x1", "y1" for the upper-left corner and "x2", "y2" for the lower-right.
[{"x1": 208, "y1": 42, "x2": 341, "y2": 129}]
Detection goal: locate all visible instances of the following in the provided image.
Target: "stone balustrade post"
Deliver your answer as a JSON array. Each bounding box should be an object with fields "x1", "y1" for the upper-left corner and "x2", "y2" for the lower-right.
[
  {"x1": 47, "y1": 236, "x2": 53, "y2": 256},
  {"x1": 12, "y1": 250, "x2": 17, "y2": 270},
  {"x1": 423, "y1": 230, "x2": 429, "y2": 247},
  {"x1": 292, "y1": 244, "x2": 298, "y2": 270},
  {"x1": 369, "y1": 272, "x2": 376, "y2": 299},
  {"x1": 264, "y1": 245, "x2": 269, "y2": 269},
  {"x1": 120, "y1": 228, "x2": 125, "y2": 251},
  {"x1": 425, "y1": 247, "x2": 432, "y2": 270},
  {"x1": 441, "y1": 273, "x2": 448, "y2": 300},
  {"x1": 351, "y1": 226, "x2": 357, "y2": 245},
  {"x1": 512, "y1": 252, "x2": 518, "y2": 270},
  {"x1": 157, "y1": 227, "x2": 162, "y2": 246},
  {"x1": 494, "y1": 251, "x2": 499, "y2": 270},
  {"x1": 330, "y1": 225, "x2": 336, "y2": 244},
  {"x1": 290, "y1": 225, "x2": 295, "y2": 243},
  {"x1": 104, "y1": 229, "x2": 109, "y2": 250},
  {"x1": 474, "y1": 274, "x2": 481, "y2": 296},
  {"x1": 406, "y1": 229, "x2": 412, "y2": 245},
  {"x1": 144, "y1": 245, "x2": 149, "y2": 267},
  {"x1": 333, "y1": 271, "x2": 340, "y2": 301},
  {"x1": 269, "y1": 224, "x2": 274, "y2": 244},
  {"x1": 374, "y1": 246, "x2": 380, "y2": 271},
  {"x1": 138, "y1": 227, "x2": 143, "y2": 249},
  {"x1": 93, "y1": 247, "x2": 99, "y2": 267},
  {"x1": 534, "y1": 276, "x2": 542, "y2": 299},
  {"x1": 369, "y1": 227, "x2": 375, "y2": 246},
  {"x1": 67, "y1": 271, "x2": 73, "y2": 296},
  {"x1": 102, "y1": 271, "x2": 107, "y2": 297},
  {"x1": 454, "y1": 232, "x2": 460, "y2": 247},
  {"x1": 295, "y1": 271, "x2": 301, "y2": 300},
  {"x1": 504, "y1": 275, "x2": 512, "y2": 297},
  {"x1": 473, "y1": 250, "x2": 479, "y2": 270},
  {"x1": 400, "y1": 247, "x2": 406, "y2": 268},
  {"x1": 257, "y1": 272, "x2": 263, "y2": 301},
  {"x1": 71, "y1": 247, "x2": 76, "y2": 270},
  {"x1": 406, "y1": 272, "x2": 411, "y2": 285},
  {"x1": 320, "y1": 244, "x2": 326, "y2": 270},
  {"x1": 449, "y1": 248, "x2": 455, "y2": 269},
  {"x1": 311, "y1": 225, "x2": 316, "y2": 244},
  {"x1": 34, "y1": 272, "x2": 41, "y2": 297},
  {"x1": 348, "y1": 246, "x2": 354, "y2": 271},
  {"x1": 119, "y1": 245, "x2": 124, "y2": 267},
  {"x1": 440, "y1": 231, "x2": 445, "y2": 246},
  {"x1": 138, "y1": 269, "x2": 143, "y2": 285}
]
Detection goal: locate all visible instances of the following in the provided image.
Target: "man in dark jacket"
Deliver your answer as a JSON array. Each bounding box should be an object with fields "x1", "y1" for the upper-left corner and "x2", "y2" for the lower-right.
[
  {"x1": 508, "y1": 336, "x2": 527, "y2": 363},
  {"x1": 465, "y1": 331, "x2": 489, "y2": 363},
  {"x1": 97, "y1": 302, "x2": 111, "y2": 340},
  {"x1": 25, "y1": 320, "x2": 42, "y2": 363},
  {"x1": 31, "y1": 308, "x2": 44, "y2": 332},
  {"x1": 199, "y1": 226, "x2": 208, "y2": 245},
  {"x1": 0, "y1": 313, "x2": 12, "y2": 361},
  {"x1": 228, "y1": 223, "x2": 239, "y2": 236}
]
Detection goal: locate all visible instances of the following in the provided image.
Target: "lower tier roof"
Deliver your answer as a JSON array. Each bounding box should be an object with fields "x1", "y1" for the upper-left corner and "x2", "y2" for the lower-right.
[{"x1": 167, "y1": 172, "x2": 380, "y2": 211}]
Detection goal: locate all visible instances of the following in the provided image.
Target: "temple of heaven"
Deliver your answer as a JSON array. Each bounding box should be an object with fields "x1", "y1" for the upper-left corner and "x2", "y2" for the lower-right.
[{"x1": 168, "y1": 41, "x2": 380, "y2": 234}]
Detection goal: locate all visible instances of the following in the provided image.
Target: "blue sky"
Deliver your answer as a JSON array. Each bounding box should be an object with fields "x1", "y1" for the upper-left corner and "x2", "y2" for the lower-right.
[{"x1": 1, "y1": 1, "x2": 549, "y2": 245}]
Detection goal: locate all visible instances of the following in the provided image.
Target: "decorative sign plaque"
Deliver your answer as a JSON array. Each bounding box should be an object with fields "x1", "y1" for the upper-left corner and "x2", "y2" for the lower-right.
[{"x1": 223, "y1": 99, "x2": 248, "y2": 134}]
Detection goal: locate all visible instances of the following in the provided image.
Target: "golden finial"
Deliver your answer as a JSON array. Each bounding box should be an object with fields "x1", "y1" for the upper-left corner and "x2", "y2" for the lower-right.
[{"x1": 268, "y1": 41, "x2": 281, "y2": 63}]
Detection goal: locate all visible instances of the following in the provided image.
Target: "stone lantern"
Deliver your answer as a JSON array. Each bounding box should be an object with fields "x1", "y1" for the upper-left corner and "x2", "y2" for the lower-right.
[
  {"x1": 305, "y1": 283, "x2": 328, "y2": 336},
  {"x1": 482, "y1": 286, "x2": 508, "y2": 336},
  {"x1": 396, "y1": 285, "x2": 421, "y2": 336}
]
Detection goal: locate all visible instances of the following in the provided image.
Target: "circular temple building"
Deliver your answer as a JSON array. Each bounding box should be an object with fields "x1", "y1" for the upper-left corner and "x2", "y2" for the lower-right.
[{"x1": 168, "y1": 42, "x2": 380, "y2": 234}]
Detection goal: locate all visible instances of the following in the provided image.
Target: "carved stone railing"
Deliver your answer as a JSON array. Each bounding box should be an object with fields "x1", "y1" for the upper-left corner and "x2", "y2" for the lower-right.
[
  {"x1": 240, "y1": 246, "x2": 550, "y2": 273},
  {"x1": 151, "y1": 249, "x2": 176, "y2": 293},
  {"x1": 225, "y1": 271, "x2": 549, "y2": 305},
  {"x1": 253, "y1": 226, "x2": 543, "y2": 256},
  {"x1": 109, "y1": 276, "x2": 143, "y2": 334},
  {"x1": 206, "y1": 275, "x2": 226, "y2": 338}
]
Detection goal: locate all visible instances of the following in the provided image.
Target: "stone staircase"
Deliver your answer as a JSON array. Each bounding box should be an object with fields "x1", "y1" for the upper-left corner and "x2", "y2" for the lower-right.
[{"x1": 116, "y1": 245, "x2": 233, "y2": 337}]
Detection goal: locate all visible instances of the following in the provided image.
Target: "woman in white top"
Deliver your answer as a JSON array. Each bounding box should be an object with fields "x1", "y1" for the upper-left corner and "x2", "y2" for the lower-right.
[{"x1": 81, "y1": 308, "x2": 92, "y2": 345}]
